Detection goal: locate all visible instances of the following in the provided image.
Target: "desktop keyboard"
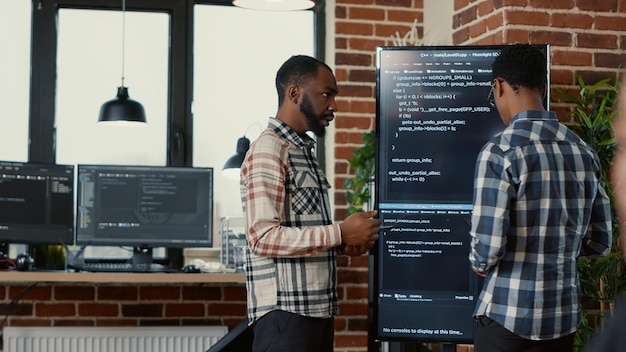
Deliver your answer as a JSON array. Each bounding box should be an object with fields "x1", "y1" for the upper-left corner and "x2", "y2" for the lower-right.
[{"x1": 68, "y1": 262, "x2": 174, "y2": 273}]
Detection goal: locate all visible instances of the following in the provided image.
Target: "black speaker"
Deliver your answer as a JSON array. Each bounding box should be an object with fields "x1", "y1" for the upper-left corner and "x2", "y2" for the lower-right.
[{"x1": 16, "y1": 253, "x2": 34, "y2": 271}]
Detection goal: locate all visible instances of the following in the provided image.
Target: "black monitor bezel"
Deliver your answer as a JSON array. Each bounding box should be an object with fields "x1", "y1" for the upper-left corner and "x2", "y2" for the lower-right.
[
  {"x1": 371, "y1": 44, "x2": 550, "y2": 345},
  {"x1": 75, "y1": 164, "x2": 214, "y2": 249},
  {"x1": 0, "y1": 160, "x2": 75, "y2": 246}
]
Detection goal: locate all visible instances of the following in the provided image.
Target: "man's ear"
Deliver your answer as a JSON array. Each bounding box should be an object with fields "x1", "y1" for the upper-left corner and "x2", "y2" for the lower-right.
[
  {"x1": 495, "y1": 78, "x2": 504, "y2": 98},
  {"x1": 288, "y1": 85, "x2": 299, "y2": 104}
]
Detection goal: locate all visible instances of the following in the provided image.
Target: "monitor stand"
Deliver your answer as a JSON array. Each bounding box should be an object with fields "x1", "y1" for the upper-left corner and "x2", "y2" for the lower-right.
[{"x1": 132, "y1": 246, "x2": 153, "y2": 266}]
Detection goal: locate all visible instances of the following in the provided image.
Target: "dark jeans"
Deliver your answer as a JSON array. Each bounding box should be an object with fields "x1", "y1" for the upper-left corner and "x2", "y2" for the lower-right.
[
  {"x1": 474, "y1": 316, "x2": 575, "y2": 352},
  {"x1": 252, "y1": 310, "x2": 334, "y2": 352}
]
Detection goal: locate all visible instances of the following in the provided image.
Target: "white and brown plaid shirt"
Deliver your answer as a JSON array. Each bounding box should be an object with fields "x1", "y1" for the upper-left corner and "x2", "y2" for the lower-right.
[{"x1": 240, "y1": 117, "x2": 342, "y2": 325}]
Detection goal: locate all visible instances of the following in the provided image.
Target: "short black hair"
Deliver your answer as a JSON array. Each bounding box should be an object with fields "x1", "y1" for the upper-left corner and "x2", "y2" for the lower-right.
[
  {"x1": 492, "y1": 44, "x2": 547, "y2": 92},
  {"x1": 275, "y1": 55, "x2": 333, "y2": 107}
]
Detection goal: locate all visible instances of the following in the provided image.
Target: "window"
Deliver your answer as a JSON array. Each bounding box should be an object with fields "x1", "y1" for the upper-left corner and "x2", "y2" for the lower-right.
[
  {"x1": 3, "y1": 0, "x2": 319, "y2": 261},
  {"x1": 193, "y1": 5, "x2": 315, "y2": 218},
  {"x1": 53, "y1": 7, "x2": 170, "y2": 259},
  {"x1": 55, "y1": 9, "x2": 169, "y2": 166},
  {"x1": 0, "y1": 0, "x2": 31, "y2": 162}
]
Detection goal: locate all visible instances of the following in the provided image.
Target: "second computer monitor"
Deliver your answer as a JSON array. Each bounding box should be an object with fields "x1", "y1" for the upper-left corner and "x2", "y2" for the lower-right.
[
  {"x1": 0, "y1": 161, "x2": 74, "y2": 247},
  {"x1": 76, "y1": 164, "x2": 214, "y2": 260}
]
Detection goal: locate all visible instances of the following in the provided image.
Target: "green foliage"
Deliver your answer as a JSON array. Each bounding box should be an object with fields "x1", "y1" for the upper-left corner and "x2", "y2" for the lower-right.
[
  {"x1": 558, "y1": 73, "x2": 624, "y2": 351},
  {"x1": 38, "y1": 244, "x2": 66, "y2": 265},
  {"x1": 578, "y1": 251, "x2": 626, "y2": 303},
  {"x1": 574, "y1": 308, "x2": 597, "y2": 350},
  {"x1": 344, "y1": 130, "x2": 376, "y2": 215},
  {"x1": 560, "y1": 75, "x2": 620, "y2": 179}
]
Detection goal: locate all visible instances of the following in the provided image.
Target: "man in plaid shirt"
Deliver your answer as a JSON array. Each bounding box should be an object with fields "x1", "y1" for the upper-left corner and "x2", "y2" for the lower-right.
[
  {"x1": 240, "y1": 55, "x2": 381, "y2": 352},
  {"x1": 469, "y1": 44, "x2": 612, "y2": 351}
]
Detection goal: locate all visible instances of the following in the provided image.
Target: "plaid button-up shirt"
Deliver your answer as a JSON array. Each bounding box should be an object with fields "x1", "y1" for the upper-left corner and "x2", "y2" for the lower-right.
[
  {"x1": 469, "y1": 110, "x2": 612, "y2": 340},
  {"x1": 240, "y1": 117, "x2": 342, "y2": 325}
]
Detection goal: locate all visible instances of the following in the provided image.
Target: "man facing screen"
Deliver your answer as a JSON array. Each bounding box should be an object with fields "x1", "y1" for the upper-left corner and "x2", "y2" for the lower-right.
[
  {"x1": 240, "y1": 55, "x2": 381, "y2": 352},
  {"x1": 468, "y1": 43, "x2": 612, "y2": 351}
]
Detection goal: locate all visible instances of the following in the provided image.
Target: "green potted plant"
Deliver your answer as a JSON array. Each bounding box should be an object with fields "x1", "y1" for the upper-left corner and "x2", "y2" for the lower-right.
[
  {"x1": 558, "y1": 73, "x2": 625, "y2": 350},
  {"x1": 344, "y1": 130, "x2": 376, "y2": 215}
]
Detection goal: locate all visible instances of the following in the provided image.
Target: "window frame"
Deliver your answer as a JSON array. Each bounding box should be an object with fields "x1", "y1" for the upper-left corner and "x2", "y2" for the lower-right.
[
  {"x1": 28, "y1": 0, "x2": 325, "y2": 169},
  {"x1": 28, "y1": 0, "x2": 325, "y2": 266},
  {"x1": 30, "y1": 0, "x2": 192, "y2": 166}
]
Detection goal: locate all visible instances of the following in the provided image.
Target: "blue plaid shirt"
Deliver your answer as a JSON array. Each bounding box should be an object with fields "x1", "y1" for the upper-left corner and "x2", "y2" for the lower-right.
[{"x1": 469, "y1": 110, "x2": 612, "y2": 340}]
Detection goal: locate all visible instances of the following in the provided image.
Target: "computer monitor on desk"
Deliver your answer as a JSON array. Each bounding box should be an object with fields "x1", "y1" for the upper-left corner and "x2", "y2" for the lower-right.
[
  {"x1": 75, "y1": 164, "x2": 214, "y2": 266},
  {"x1": 0, "y1": 161, "x2": 74, "y2": 249}
]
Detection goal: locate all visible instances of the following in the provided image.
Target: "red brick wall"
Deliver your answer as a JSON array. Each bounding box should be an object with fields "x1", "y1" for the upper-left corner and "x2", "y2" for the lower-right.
[
  {"x1": 333, "y1": 3, "x2": 424, "y2": 225},
  {"x1": 451, "y1": 0, "x2": 626, "y2": 119},
  {"x1": 0, "y1": 283, "x2": 246, "y2": 329}
]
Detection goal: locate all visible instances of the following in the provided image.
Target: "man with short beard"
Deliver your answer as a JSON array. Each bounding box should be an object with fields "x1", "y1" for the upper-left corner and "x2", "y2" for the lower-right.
[{"x1": 240, "y1": 55, "x2": 382, "y2": 352}]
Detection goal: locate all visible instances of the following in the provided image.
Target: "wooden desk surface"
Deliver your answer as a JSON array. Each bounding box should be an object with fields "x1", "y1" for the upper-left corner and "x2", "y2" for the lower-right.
[{"x1": 0, "y1": 271, "x2": 245, "y2": 284}]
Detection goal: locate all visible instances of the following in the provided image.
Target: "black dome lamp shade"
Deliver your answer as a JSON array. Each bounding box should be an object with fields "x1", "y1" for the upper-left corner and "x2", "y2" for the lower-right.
[
  {"x1": 222, "y1": 136, "x2": 251, "y2": 180},
  {"x1": 222, "y1": 123, "x2": 261, "y2": 180},
  {"x1": 99, "y1": 86, "x2": 146, "y2": 123},
  {"x1": 98, "y1": 0, "x2": 146, "y2": 123}
]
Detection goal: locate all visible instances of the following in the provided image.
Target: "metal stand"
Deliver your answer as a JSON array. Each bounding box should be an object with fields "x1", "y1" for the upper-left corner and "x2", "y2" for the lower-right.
[
  {"x1": 442, "y1": 343, "x2": 457, "y2": 352},
  {"x1": 383, "y1": 341, "x2": 435, "y2": 352},
  {"x1": 382, "y1": 341, "x2": 457, "y2": 352}
]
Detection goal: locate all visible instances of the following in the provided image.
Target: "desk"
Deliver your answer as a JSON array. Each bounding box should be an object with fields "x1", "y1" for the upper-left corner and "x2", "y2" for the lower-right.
[{"x1": 0, "y1": 271, "x2": 245, "y2": 284}]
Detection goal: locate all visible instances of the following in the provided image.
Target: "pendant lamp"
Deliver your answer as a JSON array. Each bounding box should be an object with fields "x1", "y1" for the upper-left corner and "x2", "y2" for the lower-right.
[
  {"x1": 222, "y1": 136, "x2": 250, "y2": 180},
  {"x1": 98, "y1": 0, "x2": 146, "y2": 123},
  {"x1": 222, "y1": 123, "x2": 262, "y2": 180},
  {"x1": 232, "y1": 0, "x2": 316, "y2": 11}
]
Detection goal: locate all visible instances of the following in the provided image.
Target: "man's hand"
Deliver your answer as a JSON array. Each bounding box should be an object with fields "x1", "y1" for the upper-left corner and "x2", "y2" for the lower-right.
[
  {"x1": 343, "y1": 245, "x2": 369, "y2": 256},
  {"x1": 339, "y1": 210, "x2": 381, "y2": 248},
  {"x1": 472, "y1": 266, "x2": 487, "y2": 277}
]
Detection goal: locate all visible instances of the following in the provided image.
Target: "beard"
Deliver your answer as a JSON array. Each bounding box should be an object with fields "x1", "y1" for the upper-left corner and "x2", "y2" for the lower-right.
[{"x1": 300, "y1": 93, "x2": 327, "y2": 137}]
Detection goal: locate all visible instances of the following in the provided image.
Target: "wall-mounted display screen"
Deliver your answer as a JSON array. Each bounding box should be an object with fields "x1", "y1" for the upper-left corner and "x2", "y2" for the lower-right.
[{"x1": 373, "y1": 45, "x2": 549, "y2": 344}]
